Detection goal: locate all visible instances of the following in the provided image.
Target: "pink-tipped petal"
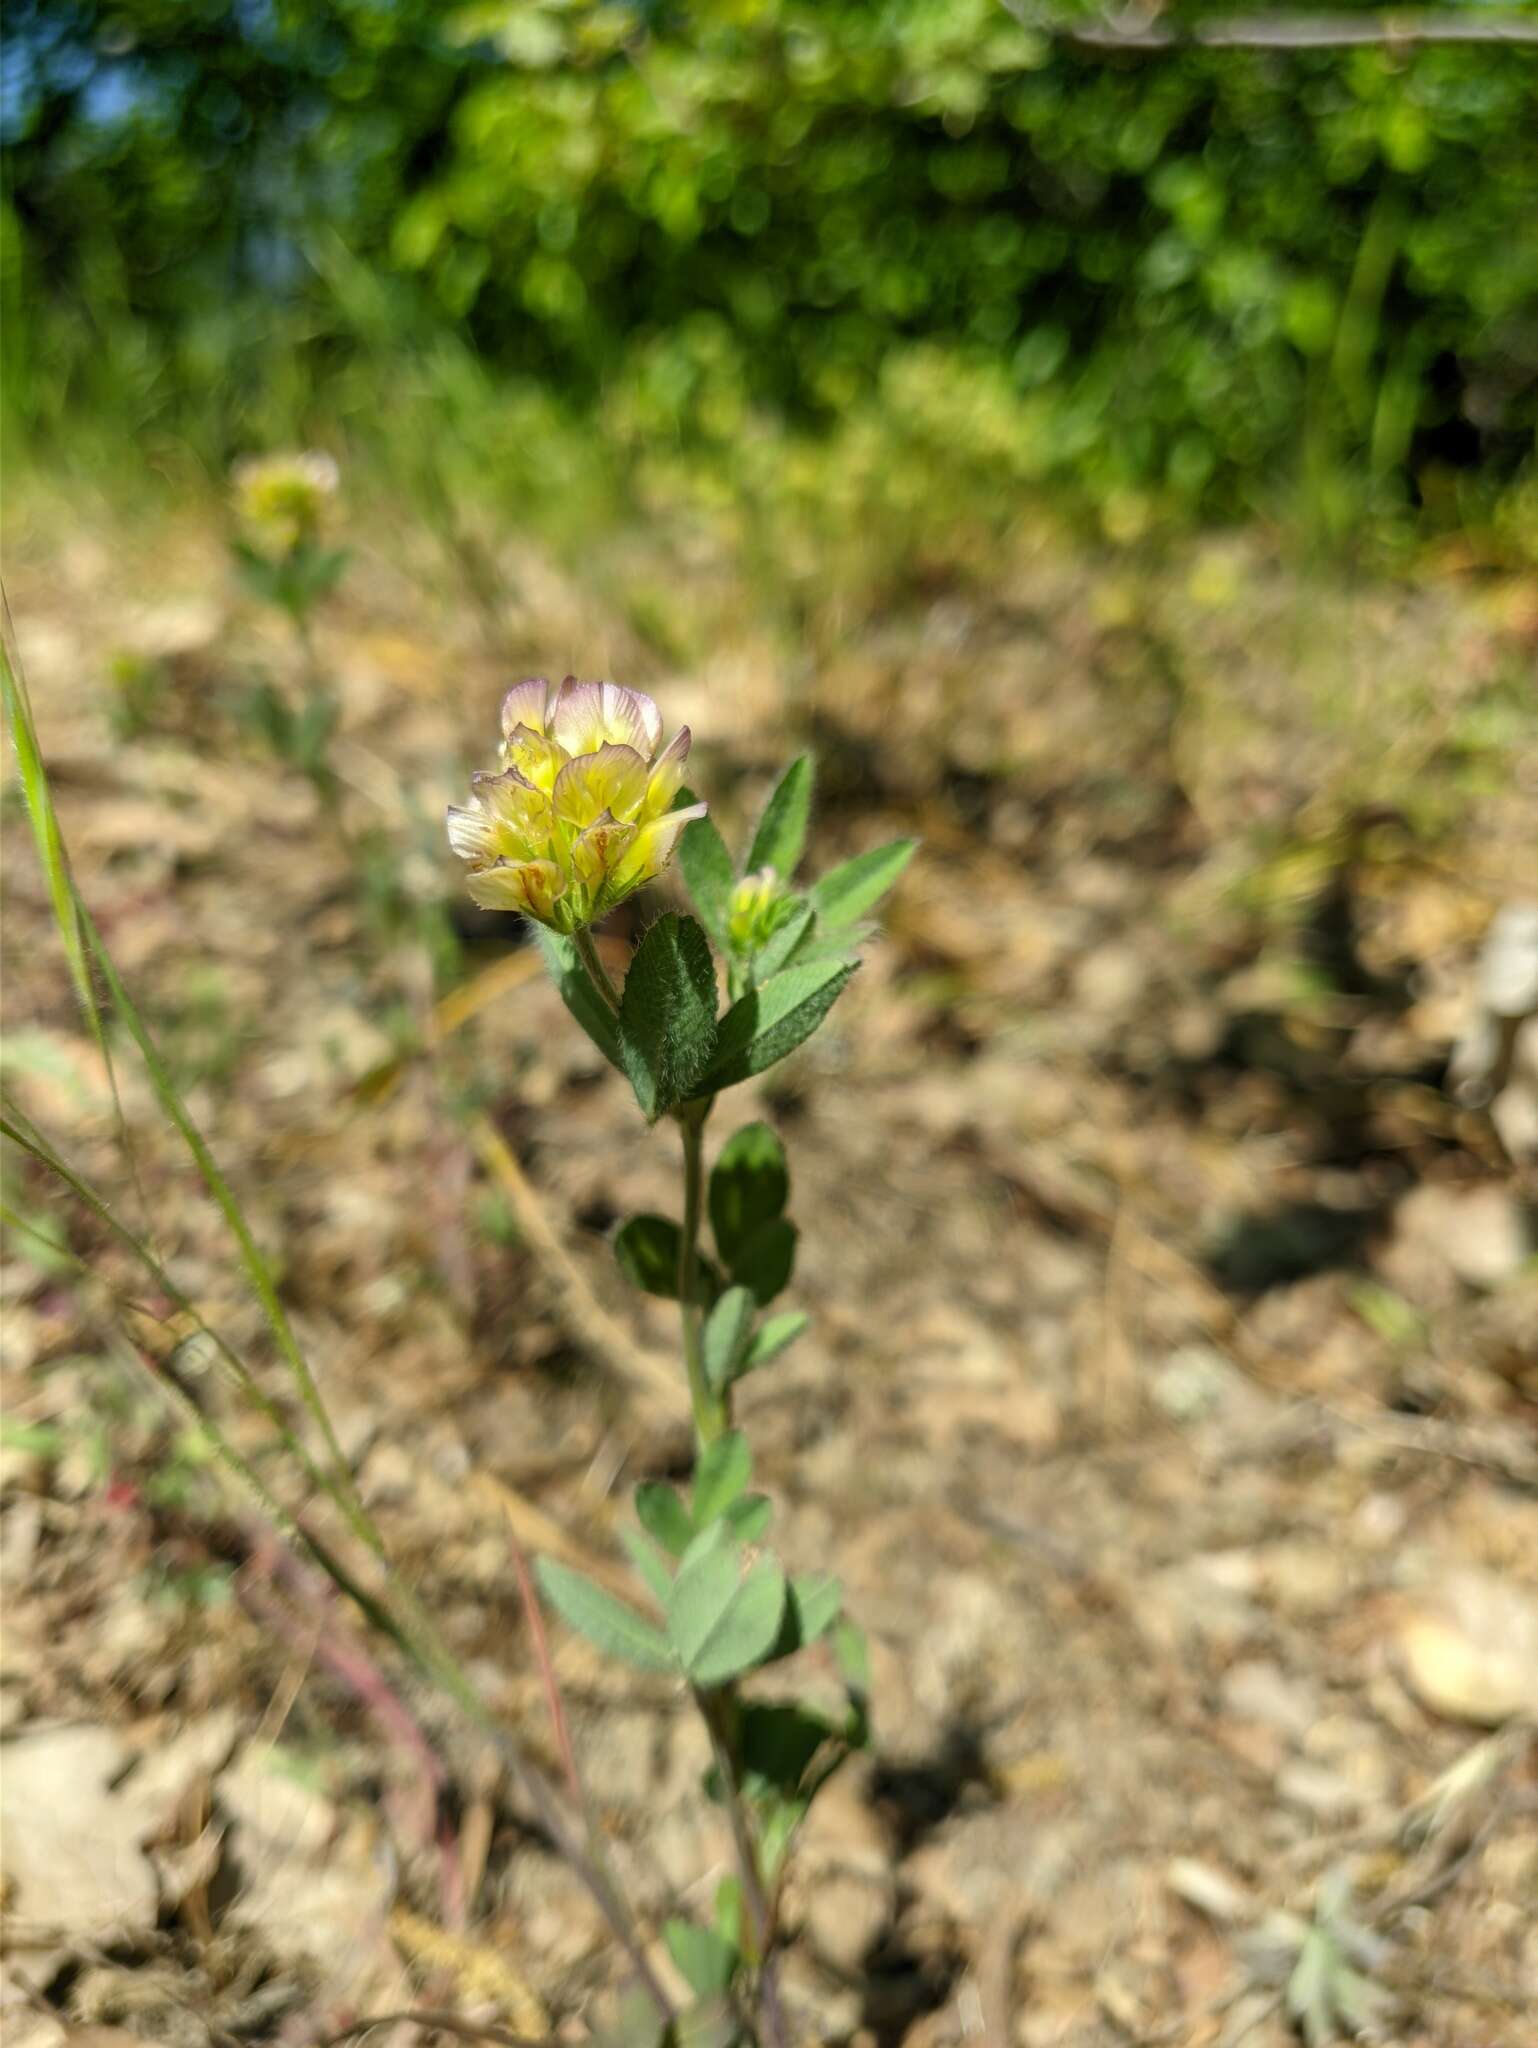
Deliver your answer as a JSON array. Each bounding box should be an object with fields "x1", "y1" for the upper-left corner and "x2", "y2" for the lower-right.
[
  {"x1": 500, "y1": 678, "x2": 551, "y2": 739},
  {"x1": 547, "y1": 677, "x2": 607, "y2": 756},
  {"x1": 600, "y1": 682, "x2": 662, "y2": 757}
]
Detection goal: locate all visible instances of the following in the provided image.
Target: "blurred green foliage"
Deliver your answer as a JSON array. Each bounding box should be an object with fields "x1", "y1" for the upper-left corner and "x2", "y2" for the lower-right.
[{"x1": 4, "y1": 0, "x2": 1536, "y2": 543}]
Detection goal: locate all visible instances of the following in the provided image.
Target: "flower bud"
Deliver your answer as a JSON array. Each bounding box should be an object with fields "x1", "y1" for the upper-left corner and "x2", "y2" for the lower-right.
[
  {"x1": 728, "y1": 866, "x2": 791, "y2": 953},
  {"x1": 447, "y1": 677, "x2": 707, "y2": 933}
]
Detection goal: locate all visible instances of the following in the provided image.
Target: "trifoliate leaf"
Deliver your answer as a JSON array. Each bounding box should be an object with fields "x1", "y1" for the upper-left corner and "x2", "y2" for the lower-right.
[
  {"x1": 535, "y1": 1558, "x2": 673, "y2": 1672},
  {"x1": 787, "y1": 1571, "x2": 842, "y2": 1648},
  {"x1": 723, "y1": 1492, "x2": 772, "y2": 1542},
  {"x1": 750, "y1": 900, "x2": 814, "y2": 981},
  {"x1": 746, "y1": 755, "x2": 814, "y2": 882},
  {"x1": 619, "y1": 913, "x2": 718, "y2": 1119}
]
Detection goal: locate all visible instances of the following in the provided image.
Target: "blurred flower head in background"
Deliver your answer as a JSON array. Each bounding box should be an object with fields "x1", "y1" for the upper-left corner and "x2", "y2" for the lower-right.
[
  {"x1": 231, "y1": 451, "x2": 341, "y2": 558},
  {"x1": 448, "y1": 677, "x2": 705, "y2": 931}
]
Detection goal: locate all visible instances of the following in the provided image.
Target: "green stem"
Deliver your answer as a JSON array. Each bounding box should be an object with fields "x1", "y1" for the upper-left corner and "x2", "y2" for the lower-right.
[
  {"x1": 676, "y1": 1098, "x2": 724, "y2": 1444},
  {"x1": 572, "y1": 925, "x2": 622, "y2": 1015}
]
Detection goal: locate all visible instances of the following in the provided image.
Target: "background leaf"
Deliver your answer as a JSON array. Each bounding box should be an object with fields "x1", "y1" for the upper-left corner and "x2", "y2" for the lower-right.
[
  {"x1": 708, "y1": 1122, "x2": 788, "y2": 1268},
  {"x1": 536, "y1": 1558, "x2": 674, "y2": 1672},
  {"x1": 619, "y1": 912, "x2": 718, "y2": 1119},
  {"x1": 746, "y1": 755, "x2": 814, "y2": 882}
]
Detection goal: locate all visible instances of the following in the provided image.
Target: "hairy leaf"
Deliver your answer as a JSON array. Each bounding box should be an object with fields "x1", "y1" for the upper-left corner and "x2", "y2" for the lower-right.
[
  {"x1": 614, "y1": 1213, "x2": 717, "y2": 1302},
  {"x1": 664, "y1": 1919, "x2": 739, "y2": 1999},
  {"x1": 811, "y1": 838, "x2": 917, "y2": 927},
  {"x1": 702, "y1": 958, "x2": 857, "y2": 1091},
  {"x1": 747, "y1": 754, "x2": 815, "y2": 882},
  {"x1": 619, "y1": 912, "x2": 718, "y2": 1119},
  {"x1": 677, "y1": 798, "x2": 736, "y2": 953}
]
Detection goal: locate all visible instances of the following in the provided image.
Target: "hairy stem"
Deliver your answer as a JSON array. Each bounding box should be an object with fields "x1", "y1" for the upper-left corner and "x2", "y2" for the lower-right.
[{"x1": 573, "y1": 924, "x2": 623, "y2": 1015}]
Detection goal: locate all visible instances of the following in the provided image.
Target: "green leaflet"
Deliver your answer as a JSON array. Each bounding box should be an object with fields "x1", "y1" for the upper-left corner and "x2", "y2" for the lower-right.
[
  {"x1": 668, "y1": 1524, "x2": 787, "y2": 1689},
  {"x1": 811, "y1": 838, "x2": 917, "y2": 927},
  {"x1": 677, "y1": 803, "x2": 736, "y2": 953},
  {"x1": 614, "y1": 1213, "x2": 719, "y2": 1302},
  {"x1": 535, "y1": 1557, "x2": 674, "y2": 1672},
  {"x1": 701, "y1": 958, "x2": 857, "y2": 1091},
  {"x1": 746, "y1": 754, "x2": 815, "y2": 882},
  {"x1": 708, "y1": 1122, "x2": 788, "y2": 1267}
]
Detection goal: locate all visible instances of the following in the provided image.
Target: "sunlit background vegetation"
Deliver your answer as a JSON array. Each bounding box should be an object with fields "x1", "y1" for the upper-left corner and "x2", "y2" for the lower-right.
[{"x1": 6, "y1": 0, "x2": 1537, "y2": 575}]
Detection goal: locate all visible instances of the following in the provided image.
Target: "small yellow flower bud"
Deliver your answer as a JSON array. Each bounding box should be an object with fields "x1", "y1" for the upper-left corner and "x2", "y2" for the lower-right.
[
  {"x1": 728, "y1": 867, "x2": 790, "y2": 953},
  {"x1": 231, "y1": 450, "x2": 340, "y2": 557},
  {"x1": 447, "y1": 678, "x2": 706, "y2": 933}
]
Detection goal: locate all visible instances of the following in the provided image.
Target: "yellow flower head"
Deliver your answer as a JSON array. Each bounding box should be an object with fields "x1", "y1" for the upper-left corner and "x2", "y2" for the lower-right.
[
  {"x1": 232, "y1": 450, "x2": 340, "y2": 556},
  {"x1": 728, "y1": 866, "x2": 790, "y2": 953},
  {"x1": 448, "y1": 677, "x2": 706, "y2": 932}
]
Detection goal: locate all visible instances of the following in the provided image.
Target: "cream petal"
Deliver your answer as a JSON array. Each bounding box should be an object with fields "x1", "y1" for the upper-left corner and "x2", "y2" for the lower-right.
[
  {"x1": 612, "y1": 802, "x2": 707, "y2": 888},
  {"x1": 446, "y1": 803, "x2": 497, "y2": 862},
  {"x1": 552, "y1": 742, "x2": 650, "y2": 828},
  {"x1": 642, "y1": 726, "x2": 692, "y2": 817},
  {"x1": 572, "y1": 810, "x2": 639, "y2": 885},
  {"x1": 466, "y1": 858, "x2": 565, "y2": 922},
  {"x1": 501, "y1": 721, "x2": 565, "y2": 793},
  {"x1": 500, "y1": 678, "x2": 552, "y2": 740}
]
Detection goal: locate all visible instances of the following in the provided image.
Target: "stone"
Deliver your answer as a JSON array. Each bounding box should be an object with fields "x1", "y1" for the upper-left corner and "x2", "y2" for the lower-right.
[{"x1": 1396, "y1": 1570, "x2": 1538, "y2": 1725}]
